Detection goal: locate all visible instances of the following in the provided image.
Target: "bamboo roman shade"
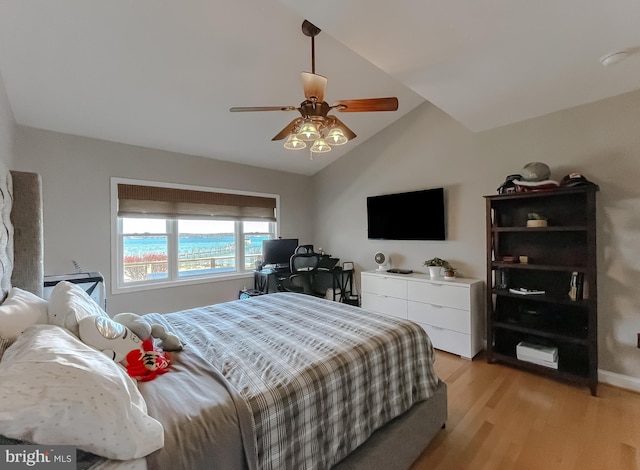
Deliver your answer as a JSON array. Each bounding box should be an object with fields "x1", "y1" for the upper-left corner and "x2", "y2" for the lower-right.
[{"x1": 117, "y1": 184, "x2": 277, "y2": 221}]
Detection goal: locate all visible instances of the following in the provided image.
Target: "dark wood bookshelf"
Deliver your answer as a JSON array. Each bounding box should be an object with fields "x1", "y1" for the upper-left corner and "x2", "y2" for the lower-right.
[{"x1": 485, "y1": 186, "x2": 598, "y2": 395}]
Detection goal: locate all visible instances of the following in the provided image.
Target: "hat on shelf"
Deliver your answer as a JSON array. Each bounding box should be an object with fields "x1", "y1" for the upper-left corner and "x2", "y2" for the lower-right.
[
  {"x1": 521, "y1": 162, "x2": 551, "y2": 182},
  {"x1": 496, "y1": 174, "x2": 522, "y2": 194},
  {"x1": 559, "y1": 173, "x2": 596, "y2": 187}
]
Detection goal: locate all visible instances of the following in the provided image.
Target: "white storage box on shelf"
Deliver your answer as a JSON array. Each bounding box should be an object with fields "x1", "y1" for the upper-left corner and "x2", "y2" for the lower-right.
[{"x1": 516, "y1": 341, "x2": 558, "y2": 369}]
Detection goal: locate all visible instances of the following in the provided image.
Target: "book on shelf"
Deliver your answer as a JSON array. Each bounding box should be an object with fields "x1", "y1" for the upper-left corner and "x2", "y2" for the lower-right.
[
  {"x1": 508, "y1": 288, "x2": 545, "y2": 295},
  {"x1": 569, "y1": 272, "x2": 584, "y2": 301}
]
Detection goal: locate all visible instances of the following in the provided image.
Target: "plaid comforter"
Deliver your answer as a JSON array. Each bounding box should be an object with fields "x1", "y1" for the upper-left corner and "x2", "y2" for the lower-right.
[{"x1": 148, "y1": 292, "x2": 439, "y2": 470}]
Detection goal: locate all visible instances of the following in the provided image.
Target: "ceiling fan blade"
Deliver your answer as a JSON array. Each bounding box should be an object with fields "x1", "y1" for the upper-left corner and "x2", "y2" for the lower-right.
[
  {"x1": 301, "y1": 72, "x2": 327, "y2": 102},
  {"x1": 271, "y1": 119, "x2": 300, "y2": 141},
  {"x1": 332, "y1": 97, "x2": 398, "y2": 112},
  {"x1": 230, "y1": 106, "x2": 296, "y2": 112},
  {"x1": 328, "y1": 116, "x2": 357, "y2": 141}
]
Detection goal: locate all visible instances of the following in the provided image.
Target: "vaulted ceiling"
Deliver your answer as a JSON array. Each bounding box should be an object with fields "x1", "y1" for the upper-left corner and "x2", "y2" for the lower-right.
[{"x1": 1, "y1": 0, "x2": 638, "y2": 175}]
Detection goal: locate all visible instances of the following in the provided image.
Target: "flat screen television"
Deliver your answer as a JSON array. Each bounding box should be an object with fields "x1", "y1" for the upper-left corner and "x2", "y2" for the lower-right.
[
  {"x1": 367, "y1": 188, "x2": 446, "y2": 240},
  {"x1": 261, "y1": 238, "x2": 299, "y2": 268}
]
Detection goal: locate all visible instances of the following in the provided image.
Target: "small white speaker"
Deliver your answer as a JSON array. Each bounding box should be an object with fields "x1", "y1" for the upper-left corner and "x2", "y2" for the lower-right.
[{"x1": 374, "y1": 252, "x2": 390, "y2": 271}]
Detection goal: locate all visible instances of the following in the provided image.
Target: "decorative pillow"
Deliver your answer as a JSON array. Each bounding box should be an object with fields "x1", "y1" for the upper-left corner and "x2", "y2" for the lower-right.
[
  {"x1": 48, "y1": 281, "x2": 109, "y2": 337},
  {"x1": 0, "y1": 324, "x2": 164, "y2": 460},
  {"x1": 0, "y1": 287, "x2": 49, "y2": 343}
]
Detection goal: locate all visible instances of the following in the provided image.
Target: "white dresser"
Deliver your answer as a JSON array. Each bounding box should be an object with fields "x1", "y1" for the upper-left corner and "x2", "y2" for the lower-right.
[{"x1": 361, "y1": 270, "x2": 484, "y2": 359}]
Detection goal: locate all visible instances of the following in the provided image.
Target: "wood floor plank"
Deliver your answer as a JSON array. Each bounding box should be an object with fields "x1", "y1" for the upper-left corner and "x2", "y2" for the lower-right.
[{"x1": 411, "y1": 351, "x2": 640, "y2": 470}]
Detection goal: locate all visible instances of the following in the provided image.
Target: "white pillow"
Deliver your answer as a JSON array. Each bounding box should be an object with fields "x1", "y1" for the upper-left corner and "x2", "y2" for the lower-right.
[
  {"x1": 0, "y1": 324, "x2": 164, "y2": 460},
  {"x1": 48, "y1": 281, "x2": 109, "y2": 337},
  {"x1": 0, "y1": 287, "x2": 49, "y2": 339}
]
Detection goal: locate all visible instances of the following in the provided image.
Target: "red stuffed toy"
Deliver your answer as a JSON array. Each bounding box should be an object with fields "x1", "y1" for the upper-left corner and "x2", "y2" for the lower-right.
[{"x1": 126, "y1": 338, "x2": 171, "y2": 382}]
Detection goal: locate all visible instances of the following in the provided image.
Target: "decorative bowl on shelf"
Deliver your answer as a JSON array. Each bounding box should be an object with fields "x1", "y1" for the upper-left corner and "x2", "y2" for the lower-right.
[
  {"x1": 526, "y1": 212, "x2": 548, "y2": 227},
  {"x1": 527, "y1": 219, "x2": 548, "y2": 227}
]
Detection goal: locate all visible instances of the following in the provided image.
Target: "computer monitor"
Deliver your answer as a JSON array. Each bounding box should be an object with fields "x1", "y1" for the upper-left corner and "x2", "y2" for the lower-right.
[{"x1": 261, "y1": 238, "x2": 299, "y2": 268}]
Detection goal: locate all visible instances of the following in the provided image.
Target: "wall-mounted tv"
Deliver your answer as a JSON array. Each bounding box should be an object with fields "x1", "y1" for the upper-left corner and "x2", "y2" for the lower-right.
[{"x1": 367, "y1": 188, "x2": 446, "y2": 240}]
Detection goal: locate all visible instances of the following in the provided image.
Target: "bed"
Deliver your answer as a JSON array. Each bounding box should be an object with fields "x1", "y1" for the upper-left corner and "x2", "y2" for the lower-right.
[{"x1": 0, "y1": 168, "x2": 447, "y2": 470}]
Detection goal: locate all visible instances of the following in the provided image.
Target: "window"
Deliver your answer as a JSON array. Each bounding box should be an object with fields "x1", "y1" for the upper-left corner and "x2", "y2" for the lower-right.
[{"x1": 112, "y1": 178, "x2": 278, "y2": 292}]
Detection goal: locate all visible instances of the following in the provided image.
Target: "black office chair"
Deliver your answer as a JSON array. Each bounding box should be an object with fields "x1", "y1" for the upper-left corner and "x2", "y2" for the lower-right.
[
  {"x1": 283, "y1": 252, "x2": 325, "y2": 296},
  {"x1": 294, "y1": 244, "x2": 314, "y2": 254}
]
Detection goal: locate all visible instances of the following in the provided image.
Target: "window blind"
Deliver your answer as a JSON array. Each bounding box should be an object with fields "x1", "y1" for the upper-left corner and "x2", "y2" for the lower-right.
[{"x1": 117, "y1": 184, "x2": 277, "y2": 221}]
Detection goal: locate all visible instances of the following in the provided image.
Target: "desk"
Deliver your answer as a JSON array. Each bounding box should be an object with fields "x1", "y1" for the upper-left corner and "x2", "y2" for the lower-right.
[
  {"x1": 254, "y1": 268, "x2": 289, "y2": 294},
  {"x1": 325, "y1": 267, "x2": 354, "y2": 302},
  {"x1": 254, "y1": 266, "x2": 355, "y2": 302}
]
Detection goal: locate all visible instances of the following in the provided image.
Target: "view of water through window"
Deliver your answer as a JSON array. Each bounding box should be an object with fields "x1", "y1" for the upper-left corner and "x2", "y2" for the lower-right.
[{"x1": 122, "y1": 219, "x2": 271, "y2": 282}]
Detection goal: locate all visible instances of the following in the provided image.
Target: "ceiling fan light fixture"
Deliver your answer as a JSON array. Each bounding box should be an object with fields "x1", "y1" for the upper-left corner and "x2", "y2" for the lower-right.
[
  {"x1": 230, "y1": 20, "x2": 398, "y2": 162},
  {"x1": 297, "y1": 121, "x2": 321, "y2": 141},
  {"x1": 284, "y1": 134, "x2": 306, "y2": 150},
  {"x1": 310, "y1": 138, "x2": 332, "y2": 153},
  {"x1": 326, "y1": 127, "x2": 348, "y2": 146}
]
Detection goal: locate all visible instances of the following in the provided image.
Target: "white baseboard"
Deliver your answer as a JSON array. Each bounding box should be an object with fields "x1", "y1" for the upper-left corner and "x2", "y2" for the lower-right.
[{"x1": 598, "y1": 369, "x2": 640, "y2": 393}]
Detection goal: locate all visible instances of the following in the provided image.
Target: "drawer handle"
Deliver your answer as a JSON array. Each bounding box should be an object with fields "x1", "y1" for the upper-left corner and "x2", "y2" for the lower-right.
[
  {"x1": 430, "y1": 304, "x2": 444, "y2": 308},
  {"x1": 431, "y1": 325, "x2": 445, "y2": 331},
  {"x1": 429, "y1": 283, "x2": 443, "y2": 287}
]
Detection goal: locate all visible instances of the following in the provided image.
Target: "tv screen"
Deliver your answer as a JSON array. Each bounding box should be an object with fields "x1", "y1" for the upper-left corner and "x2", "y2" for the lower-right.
[
  {"x1": 367, "y1": 188, "x2": 445, "y2": 240},
  {"x1": 261, "y1": 238, "x2": 299, "y2": 268}
]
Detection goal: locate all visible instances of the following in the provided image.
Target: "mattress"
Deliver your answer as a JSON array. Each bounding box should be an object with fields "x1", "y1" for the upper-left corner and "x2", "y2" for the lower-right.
[{"x1": 143, "y1": 292, "x2": 440, "y2": 470}]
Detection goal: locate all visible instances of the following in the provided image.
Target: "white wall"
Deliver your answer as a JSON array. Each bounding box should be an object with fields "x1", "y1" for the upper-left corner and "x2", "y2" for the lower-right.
[
  {"x1": 312, "y1": 103, "x2": 485, "y2": 279},
  {"x1": 312, "y1": 89, "x2": 640, "y2": 380},
  {"x1": 14, "y1": 127, "x2": 315, "y2": 314},
  {"x1": 0, "y1": 72, "x2": 15, "y2": 168}
]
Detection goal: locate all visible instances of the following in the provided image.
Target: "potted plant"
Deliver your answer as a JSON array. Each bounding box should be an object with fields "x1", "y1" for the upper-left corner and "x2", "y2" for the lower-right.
[
  {"x1": 423, "y1": 257, "x2": 450, "y2": 278},
  {"x1": 444, "y1": 266, "x2": 457, "y2": 280},
  {"x1": 527, "y1": 212, "x2": 548, "y2": 227}
]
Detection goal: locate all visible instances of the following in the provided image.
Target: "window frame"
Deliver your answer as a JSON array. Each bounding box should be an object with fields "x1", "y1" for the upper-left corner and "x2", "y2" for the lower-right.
[{"x1": 111, "y1": 177, "x2": 280, "y2": 294}]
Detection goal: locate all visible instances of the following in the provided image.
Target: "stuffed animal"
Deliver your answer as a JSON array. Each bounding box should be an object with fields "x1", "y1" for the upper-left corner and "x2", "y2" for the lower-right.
[
  {"x1": 112, "y1": 312, "x2": 183, "y2": 352},
  {"x1": 78, "y1": 315, "x2": 171, "y2": 381},
  {"x1": 78, "y1": 315, "x2": 143, "y2": 363},
  {"x1": 126, "y1": 338, "x2": 171, "y2": 382}
]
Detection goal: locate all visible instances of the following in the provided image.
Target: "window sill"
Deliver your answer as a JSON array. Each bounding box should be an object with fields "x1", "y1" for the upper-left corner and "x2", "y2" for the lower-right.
[{"x1": 112, "y1": 271, "x2": 253, "y2": 295}]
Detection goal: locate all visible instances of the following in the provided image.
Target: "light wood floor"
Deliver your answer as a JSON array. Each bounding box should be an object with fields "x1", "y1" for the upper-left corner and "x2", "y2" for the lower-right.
[{"x1": 411, "y1": 351, "x2": 640, "y2": 470}]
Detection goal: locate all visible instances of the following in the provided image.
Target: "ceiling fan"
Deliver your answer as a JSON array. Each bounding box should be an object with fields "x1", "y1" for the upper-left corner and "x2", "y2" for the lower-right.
[{"x1": 229, "y1": 20, "x2": 399, "y2": 154}]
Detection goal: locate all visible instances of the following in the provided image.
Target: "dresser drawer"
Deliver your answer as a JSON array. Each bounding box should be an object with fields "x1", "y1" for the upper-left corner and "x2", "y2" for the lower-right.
[
  {"x1": 407, "y1": 280, "x2": 469, "y2": 310},
  {"x1": 408, "y1": 301, "x2": 470, "y2": 334},
  {"x1": 361, "y1": 292, "x2": 407, "y2": 320},
  {"x1": 418, "y1": 323, "x2": 472, "y2": 359},
  {"x1": 361, "y1": 273, "x2": 407, "y2": 299}
]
